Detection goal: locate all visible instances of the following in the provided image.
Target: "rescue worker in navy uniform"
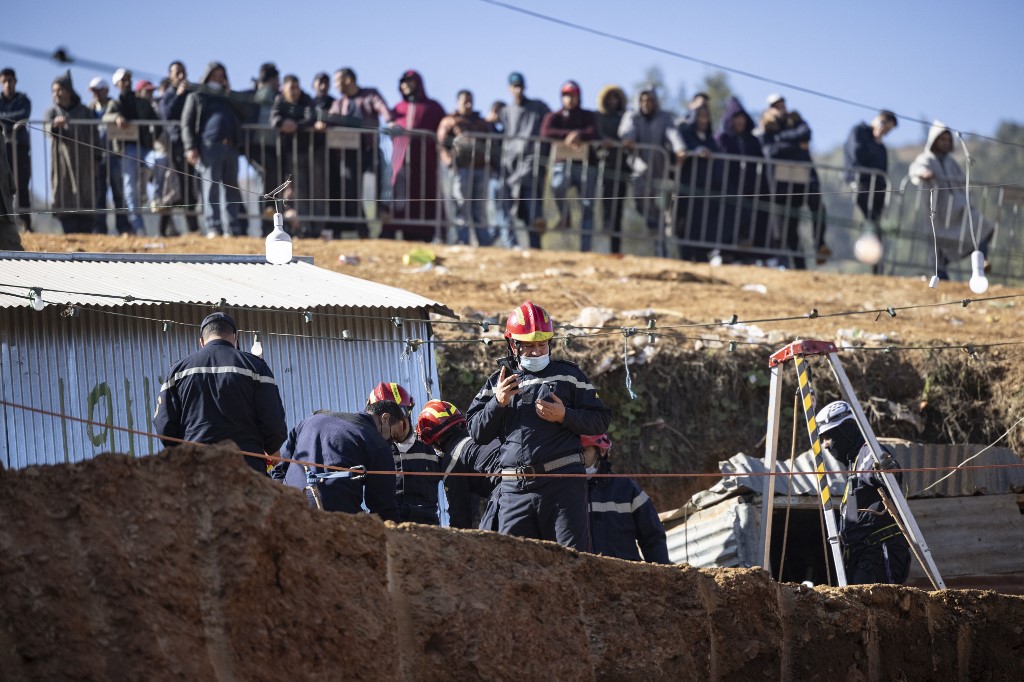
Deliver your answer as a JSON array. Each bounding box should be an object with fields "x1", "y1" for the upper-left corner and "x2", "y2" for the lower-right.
[
  {"x1": 366, "y1": 382, "x2": 444, "y2": 525},
  {"x1": 466, "y1": 301, "x2": 611, "y2": 550},
  {"x1": 278, "y1": 400, "x2": 406, "y2": 520},
  {"x1": 416, "y1": 400, "x2": 503, "y2": 530},
  {"x1": 154, "y1": 312, "x2": 287, "y2": 474},
  {"x1": 816, "y1": 400, "x2": 911, "y2": 584},
  {"x1": 583, "y1": 433, "x2": 669, "y2": 563}
]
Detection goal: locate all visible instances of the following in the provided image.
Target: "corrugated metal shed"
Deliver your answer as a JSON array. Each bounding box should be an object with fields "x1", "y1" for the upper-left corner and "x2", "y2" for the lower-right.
[
  {"x1": 0, "y1": 252, "x2": 454, "y2": 315},
  {"x1": 0, "y1": 253, "x2": 457, "y2": 469}
]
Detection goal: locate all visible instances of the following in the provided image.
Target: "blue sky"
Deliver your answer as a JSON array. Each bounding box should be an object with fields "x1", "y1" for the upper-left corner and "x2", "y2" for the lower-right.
[{"x1": 5, "y1": 0, "x2": 1022, "y2": 153}]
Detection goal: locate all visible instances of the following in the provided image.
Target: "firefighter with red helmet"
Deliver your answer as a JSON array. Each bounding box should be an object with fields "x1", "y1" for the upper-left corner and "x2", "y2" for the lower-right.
[
  {"x1": 582, "y1": 433, "x2": 669, "y2": 563},
  {"x1": 367, "y1": 382, "x2": 446, "y2": 525},
  {"x1": 416, "y1": 400, "x2": 504, "y2": 530},
  {"x1": 466, "y1": 301, "x2": 610, "y2": 550}
]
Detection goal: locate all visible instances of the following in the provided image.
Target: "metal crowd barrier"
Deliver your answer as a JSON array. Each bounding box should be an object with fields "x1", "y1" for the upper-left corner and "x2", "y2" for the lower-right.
[
  {"x1": 9, "y1": 115, "x2": 1024, "y2": 285},
  {"x1": 885, "y1": 176, "x2": 1023, "y2": 286}
]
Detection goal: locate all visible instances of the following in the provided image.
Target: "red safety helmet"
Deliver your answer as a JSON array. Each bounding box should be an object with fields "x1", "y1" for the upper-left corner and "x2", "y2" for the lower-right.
[
  {"x1": 367, "y1": 382, "x2": 414, "y2": 411},
  {"x1": 505, "y1": 301, "x2": 554, "y2": 342},
  {"x1": 581, "y1": 433, "x2": 612, "y2": 453},
  {"x1": 416, "y1": 400, "x2": 467, "y2": 446}
]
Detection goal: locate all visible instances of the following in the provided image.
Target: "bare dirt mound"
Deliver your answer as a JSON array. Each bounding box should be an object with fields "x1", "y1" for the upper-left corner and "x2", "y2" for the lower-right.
[{"x1": 2, "y1": 447, "x2": 1022, "y2": 681}]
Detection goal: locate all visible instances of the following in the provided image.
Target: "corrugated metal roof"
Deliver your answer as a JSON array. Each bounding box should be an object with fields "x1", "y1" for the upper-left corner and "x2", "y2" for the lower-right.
[{"x1": 0, "y1": 253, "x2": 454, "y2": 316}]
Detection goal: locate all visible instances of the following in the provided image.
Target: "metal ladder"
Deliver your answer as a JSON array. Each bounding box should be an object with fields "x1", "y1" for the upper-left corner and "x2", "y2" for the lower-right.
[{"x1": 758, "y1": 339, "x2": 946, "y2": 589}]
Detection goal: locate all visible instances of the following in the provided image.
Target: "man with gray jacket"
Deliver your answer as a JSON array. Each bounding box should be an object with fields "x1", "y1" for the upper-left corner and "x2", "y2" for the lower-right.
[
  {"x1": 181, "y1": 62, "x2": 246, "y2": 237},
  {"x1": 496, "y1": 72, "x2": 550, "y2": 250},
  {"x1": 618, "y1": 87, "x2": 685, "y2": 257}
]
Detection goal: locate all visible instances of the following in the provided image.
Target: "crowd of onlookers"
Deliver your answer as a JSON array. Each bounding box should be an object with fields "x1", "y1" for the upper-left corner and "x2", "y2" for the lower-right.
[{"x1": 0, "y1": 62, "x2": 984, "y2": 273}]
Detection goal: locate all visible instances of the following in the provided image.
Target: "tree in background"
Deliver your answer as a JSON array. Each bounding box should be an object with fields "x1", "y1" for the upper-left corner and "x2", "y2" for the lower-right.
[
  {"x1": 699, "y1": 71, "x2": 734, "y2": 130},
  {"x1": 634, "y1": 65, "x2": 686, "y2": 115}
]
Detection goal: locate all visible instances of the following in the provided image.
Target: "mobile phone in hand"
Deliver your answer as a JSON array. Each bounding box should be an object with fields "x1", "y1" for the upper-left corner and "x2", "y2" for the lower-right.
[{"x1": 496, "y1": 357, "x2": 520, "y2": 376}]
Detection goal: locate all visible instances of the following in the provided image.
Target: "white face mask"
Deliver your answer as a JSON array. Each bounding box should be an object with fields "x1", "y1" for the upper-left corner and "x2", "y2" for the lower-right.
[
  {"x1": 519, "y1": 354, "x2": 550, "y2": 373},
  {"x1": 585, "y1": 465, "x2": 598, "y2": 476},
  {"x1": 206, "y1": 81, "x2": 224, "y2": 92},
  {"x1": 395, "y1": 427, "x2": 417, "y2": 453}
]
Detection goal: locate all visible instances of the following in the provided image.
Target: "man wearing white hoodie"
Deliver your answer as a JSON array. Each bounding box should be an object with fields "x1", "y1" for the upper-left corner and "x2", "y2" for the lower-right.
[{"x1": 909, "y1": 120, "x2": 992, "y2": 276}]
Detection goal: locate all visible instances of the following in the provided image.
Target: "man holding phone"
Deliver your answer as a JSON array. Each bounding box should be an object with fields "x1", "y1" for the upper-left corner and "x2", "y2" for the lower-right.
[{"x1": 466, "y1": 301, "x2": 610, "y2": 550}]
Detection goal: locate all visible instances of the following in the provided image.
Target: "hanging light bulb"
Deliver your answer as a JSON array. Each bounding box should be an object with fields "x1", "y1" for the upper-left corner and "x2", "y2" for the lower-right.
[
  {"x1": 30, "y1": 288, "x2": 45, "y2": 311},
  {"x1": 251, "y1": 333, "x2": 264, "y2": 357},
  {"x1": 854, "y1": 224, "x2": 883, "y2": 265},
  {"x1": 265, "y1": 211, "x2": 292, "y2": 265},
  {"x1": 968, "y1": 250, "x2": 989, "y2": 294}
]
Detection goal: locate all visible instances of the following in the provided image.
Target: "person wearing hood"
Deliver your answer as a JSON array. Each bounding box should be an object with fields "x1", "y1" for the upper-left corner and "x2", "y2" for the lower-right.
[
  {"x1": 44, "y1": 72, "x2": 97, "y2": 234},
  {"x1": 909, "y1": 120, "x2": 992, "y2": 278},
  {"x1": 102, "y1": 68, "x2": 158, "y2": 236},
  {"x1": 583, "y1": 433, "x2": 669, "y2": 563},
  {"x1": 617, "y1": 86, "x2": 685, "y2": 257},
  {"x1": 181, "y1": 61, "x2": 247, "y2": 238},
  {"x1": 676, "y1": 103, "x2": 725, "y2": 262},
  {"x1": 714, "y1": 97, "x2": 771, "y2": 259},
  {"x1": 595, "y1": 85, "x2": 630, "y2": 254},
  {"x1": 541, "y1": 80, "x2": 601, "y2": 252},
  {"x1": 380, "y1": 70, "x2": 445, "y2": 242},
  {"x1": 437, "y1": 89, "x2": 497, "y2": 246}
]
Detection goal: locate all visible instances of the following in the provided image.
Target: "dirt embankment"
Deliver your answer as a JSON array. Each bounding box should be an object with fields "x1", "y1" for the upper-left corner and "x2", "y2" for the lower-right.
[{"x1": 2, "y1": 447, "x2": 1022, "y2": 681}]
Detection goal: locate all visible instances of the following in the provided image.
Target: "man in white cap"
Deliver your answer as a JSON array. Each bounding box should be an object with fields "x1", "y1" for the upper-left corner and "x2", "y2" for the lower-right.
[
  {"x1": 102, "y1": 67, "x2": 158, "y2": 235},
  {"x1": 86, "y1": 77, "x2": 130, "y2": 234}
]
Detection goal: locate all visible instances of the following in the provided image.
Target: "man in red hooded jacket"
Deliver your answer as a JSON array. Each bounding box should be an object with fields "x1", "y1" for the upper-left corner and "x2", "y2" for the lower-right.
[{"x1": 380, "y1": 70, "x2": 445, "y2": 242}]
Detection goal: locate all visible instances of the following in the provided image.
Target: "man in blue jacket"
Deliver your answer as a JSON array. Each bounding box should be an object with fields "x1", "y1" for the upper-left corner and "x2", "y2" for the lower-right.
[
  {"x1": 583, "y1": 433, "x2": 669, "y2": 564},
  {"x1": 279, "y1": 401, "x2": 406, "y2": 521},
  {"x1": 466, "y1": 301, "x2": 610, "y2": 550},
  {"x1": 154, "y1": 312, "x2": 287, "y2": 473},
  {"x1": 844, "y1": 110, "x2": 897, "y2": 224}
]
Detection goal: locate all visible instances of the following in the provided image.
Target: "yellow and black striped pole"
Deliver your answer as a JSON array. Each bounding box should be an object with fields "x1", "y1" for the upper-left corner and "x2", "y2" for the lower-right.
[{"x1": 793, "y1": 354, "x2": 848, "y2": 585}]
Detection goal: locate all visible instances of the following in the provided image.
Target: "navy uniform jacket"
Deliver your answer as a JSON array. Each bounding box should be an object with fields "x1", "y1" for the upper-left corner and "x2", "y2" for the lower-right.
[
  {"x1": 280, "y1": 411, "x2": 398, "y2": 521},
  {"x1": 841, "y1": 444, "x2": 904, "y2": 549},
  {"x1": 441, "y1": 435, "x2": 503, "y2": 529},
  {"x1": 154, "y1": 339, "x2": 287, "y2": 460},
  {"x1": 394, "y1": 437, "x2": 443, "y2": 524},
  {"x1": 466, "y1": 359, "x2": 611, "y2": 470},
  {"x1": 588, "y1": 461, "x2": 670, "y2": 563}
]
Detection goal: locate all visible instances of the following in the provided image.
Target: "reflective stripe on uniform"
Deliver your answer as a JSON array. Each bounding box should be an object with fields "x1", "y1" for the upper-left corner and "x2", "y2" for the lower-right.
[
  {"x1": 500, "y1": 452, "x2": 582, "y2": 476},
  {"x1": 589, "y1": 491, "x2": 650, "y2": 514},
  {"x1": 475, "y1": 373, "x2": 597, "y2": 399},
  {"x1": 394, "y1": 452, "x2": 441, "y2": 465},
  {"x1": 161, "y1": 365, "x2": 276, "y2": 392},
  {"x1": 443, "y1": 437, "x2": 472, "y2": 481}
]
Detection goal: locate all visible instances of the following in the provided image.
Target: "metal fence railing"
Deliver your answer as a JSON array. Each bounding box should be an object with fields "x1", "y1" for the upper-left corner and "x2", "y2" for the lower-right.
[{"x1": 7, "y1": 115, "x2": 1024, "y2": 285}]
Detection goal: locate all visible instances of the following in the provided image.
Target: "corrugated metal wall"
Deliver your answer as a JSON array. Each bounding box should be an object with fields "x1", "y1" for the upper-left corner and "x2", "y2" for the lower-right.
[{"x1": 0, "y1": 303, "x2": 439, "y2": 468}]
